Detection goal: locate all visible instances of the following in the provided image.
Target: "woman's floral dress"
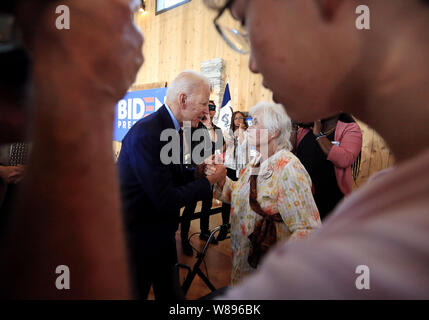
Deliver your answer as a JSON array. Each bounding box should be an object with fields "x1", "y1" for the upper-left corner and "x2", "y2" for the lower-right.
[{"x1": 215, "y1": 149, "x2": 322, "y2": 285}]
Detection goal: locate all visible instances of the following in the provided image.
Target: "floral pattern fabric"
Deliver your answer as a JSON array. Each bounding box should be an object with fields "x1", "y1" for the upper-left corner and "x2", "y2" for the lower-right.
[{"x1": 215, "y1": 149, "x2": 322, "y2": 285}]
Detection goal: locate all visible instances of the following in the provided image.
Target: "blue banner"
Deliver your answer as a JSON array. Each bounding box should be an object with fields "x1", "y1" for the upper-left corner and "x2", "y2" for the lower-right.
[{"x1": 113, "y1": 87, "x2": 167, "y2": 141}]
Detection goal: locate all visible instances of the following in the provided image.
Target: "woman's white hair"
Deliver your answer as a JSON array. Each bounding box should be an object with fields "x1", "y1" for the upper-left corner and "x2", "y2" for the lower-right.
[
  {"x1": 166, "y1": 70, "x2": 211, "y2": 103},
  {"x1": 249, "y1": 102, "x2": 293, "y2": 152}
]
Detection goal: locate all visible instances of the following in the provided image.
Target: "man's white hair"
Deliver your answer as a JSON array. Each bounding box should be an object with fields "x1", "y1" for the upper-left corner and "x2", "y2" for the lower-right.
[
  {"x1": 249, "y1": 102, "x2": 293, "y2": 152},
  {"x1": 166, "y1": 70, "x2": 211, "y2": 103}
]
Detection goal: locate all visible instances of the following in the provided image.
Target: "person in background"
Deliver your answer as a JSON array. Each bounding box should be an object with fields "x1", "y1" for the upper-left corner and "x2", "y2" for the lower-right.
[
  {"x1": 211, "y1": 102, "x2": 321, "y2": 285},
  {"x1": 292, "y1": 113, "x2": 362, "y2": 220},
  {"x1": 205, "y1": 0, "x2": 429, "y2": 299},
  {"x1": 0, "y1": 0, "x2": 144, "y2": 299},
  {"x1": 224, "y1": 111, "x2": 249, "y2": 178},
  {"x1": 180, "y1": 100, "x2": 224, "y2": 255},
  {"x1": 218, "y1": 110, "x2": 249, "y2": 241},
  {"x1": 0, "y1": 142, "x2": 29, "y2": 238}
]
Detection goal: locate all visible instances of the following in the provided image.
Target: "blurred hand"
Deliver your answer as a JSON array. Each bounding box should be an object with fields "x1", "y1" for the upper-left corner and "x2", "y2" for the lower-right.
[
  {"x1": 206, "y1": 164, "x2": 227, "y2": 186},
  {"x1": 0, "y1": 165, "x2": 26, "y2": 184},
  {"x1": 203, "y1": 153, "x2": 223, "y2": 166},
  {"x1": 313, "y1": 120, "x2": 323, "y2": 135}
]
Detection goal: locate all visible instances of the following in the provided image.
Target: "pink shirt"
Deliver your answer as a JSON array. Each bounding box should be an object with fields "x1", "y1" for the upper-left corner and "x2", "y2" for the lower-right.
[
  {"x1": 297, "y1": 121, "x2": 362, "y2": 195},
  {"x1": 220, "y1": 149, "x2": 429, "y2": 299}
]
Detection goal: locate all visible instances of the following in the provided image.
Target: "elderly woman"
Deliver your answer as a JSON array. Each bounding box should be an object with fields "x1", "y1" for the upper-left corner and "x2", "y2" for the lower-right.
[{"x1": 213, "y1": 102, "x2": 321, "y2": 285}]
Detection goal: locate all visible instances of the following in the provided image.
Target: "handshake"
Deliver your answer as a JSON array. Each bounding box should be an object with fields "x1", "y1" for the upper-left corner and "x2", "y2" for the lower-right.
[{"x1": 195, "y1": 154, "x2": 227, "y2": 187}]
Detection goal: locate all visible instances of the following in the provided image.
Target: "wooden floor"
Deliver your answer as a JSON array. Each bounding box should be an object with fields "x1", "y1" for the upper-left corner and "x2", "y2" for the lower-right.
[{"x1": 148, "y1": 201, "x2": 232, "y2": 300}]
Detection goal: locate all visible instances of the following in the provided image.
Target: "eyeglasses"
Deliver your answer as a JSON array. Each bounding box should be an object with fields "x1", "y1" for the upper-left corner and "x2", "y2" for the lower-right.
[{"x1": 213, "y1": 0, "x2": 250, "y2": 54}]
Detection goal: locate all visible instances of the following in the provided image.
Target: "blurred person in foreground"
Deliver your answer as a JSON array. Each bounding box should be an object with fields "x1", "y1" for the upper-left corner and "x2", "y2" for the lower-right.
[
  {"x1": 204, "y1": 0, "x2": 429, "y2": 298},
  {"x1": 211, "y1": 102, "x2": 321, "y2": 285},
  {"x1": 0, "y1": 0, "x2": 143, "y2": 299}
]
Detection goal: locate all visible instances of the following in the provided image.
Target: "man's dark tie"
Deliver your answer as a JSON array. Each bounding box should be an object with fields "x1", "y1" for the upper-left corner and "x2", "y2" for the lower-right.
[{"x1": 178, "y1": 128, "x2": 184, "y2": 173}]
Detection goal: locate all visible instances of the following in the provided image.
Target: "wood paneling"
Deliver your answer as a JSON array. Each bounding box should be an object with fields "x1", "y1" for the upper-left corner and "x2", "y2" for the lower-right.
[
  {"x1": 124, "y1": 0, "x2": 394, "y2": 189},
  {"x1": 131, "y1": 82, "x2": 167, "y2": 91},
  {"x1": 354, "y1": 121, "x2": 395, "y2": 189},
  {"x1": 134, "y1": 0, "x2": 272, "y2": 111}
]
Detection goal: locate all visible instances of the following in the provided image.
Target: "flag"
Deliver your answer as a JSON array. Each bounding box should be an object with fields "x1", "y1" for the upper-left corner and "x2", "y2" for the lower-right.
[{"x1": 216, "y1": 82, "x2": 233, "y2": 132}]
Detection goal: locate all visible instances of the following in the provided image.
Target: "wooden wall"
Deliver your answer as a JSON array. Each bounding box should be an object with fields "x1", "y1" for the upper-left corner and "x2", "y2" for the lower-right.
[
  {"x1": 115, "y1": 0, "x2": 395, "y2": 189},
  {"x1": 354, "y1": 121, "x2": 395, "y2": 189}
]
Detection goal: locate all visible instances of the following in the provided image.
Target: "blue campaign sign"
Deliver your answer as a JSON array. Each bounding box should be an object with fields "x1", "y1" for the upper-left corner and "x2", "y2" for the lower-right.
[{"x1": 113, "y1": 87, "x2": 167, "y2": 141}]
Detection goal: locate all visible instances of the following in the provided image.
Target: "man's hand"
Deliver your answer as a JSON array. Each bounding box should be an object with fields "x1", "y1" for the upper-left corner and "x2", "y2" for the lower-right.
[
  {"x1": 0, "y1": 165, "x2": 26, "y2": 184},
  {"x1": 204, "y1": 153, "x2": 224, "y2": 165},
  {"x1": 205, "y1": 164, "x2": 227, "y2": 186},
  {"x1": 195, "y1": 163, "x2": 207, "y2": 179}
]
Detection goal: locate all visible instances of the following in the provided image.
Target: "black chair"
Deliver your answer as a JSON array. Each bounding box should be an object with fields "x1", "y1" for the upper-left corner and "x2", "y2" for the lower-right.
[{"x1": 176, "y1": 223, "x2": 230, "y2": 298}]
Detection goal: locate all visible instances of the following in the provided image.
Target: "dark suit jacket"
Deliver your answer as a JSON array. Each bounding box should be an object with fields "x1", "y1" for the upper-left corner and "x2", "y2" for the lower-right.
[
  {"x1": 187, "y1": 122, "x2": 224, "y2": 168},
  {"x1": 118, "y1": 105, "x2": 212, "y2": 258}
]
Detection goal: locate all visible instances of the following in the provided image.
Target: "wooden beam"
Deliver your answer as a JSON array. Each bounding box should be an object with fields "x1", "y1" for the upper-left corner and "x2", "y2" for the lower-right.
[{"x1": 130, "y1": 81, "x2": 167, "y2": 91}]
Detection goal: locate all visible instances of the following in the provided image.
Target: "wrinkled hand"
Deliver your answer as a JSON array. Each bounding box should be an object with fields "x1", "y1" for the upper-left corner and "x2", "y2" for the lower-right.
[
  {"x1": 19, "y1": 0, "x2": 144, "y2": 107},
  {"x1": 0, "y1": 165, "x2": 26, "y2": 184},
  {"x1": 204, "y1": 154, "x2": 223, "y2": 166},
  {"x1": 196, "y1": 153, "x2": 224, "y2": 179}
]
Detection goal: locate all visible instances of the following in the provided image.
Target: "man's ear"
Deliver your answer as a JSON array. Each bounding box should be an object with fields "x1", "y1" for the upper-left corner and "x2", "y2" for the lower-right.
[
  {"x1": 179, "y1": 93, "x2": 187, "y2": 109},
  {"x1": 270, "y1": 130, "x2": 280, "y2": 141},
  {"x1": 314, "y1": 0, "x2": 344, "y2": 21}
]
